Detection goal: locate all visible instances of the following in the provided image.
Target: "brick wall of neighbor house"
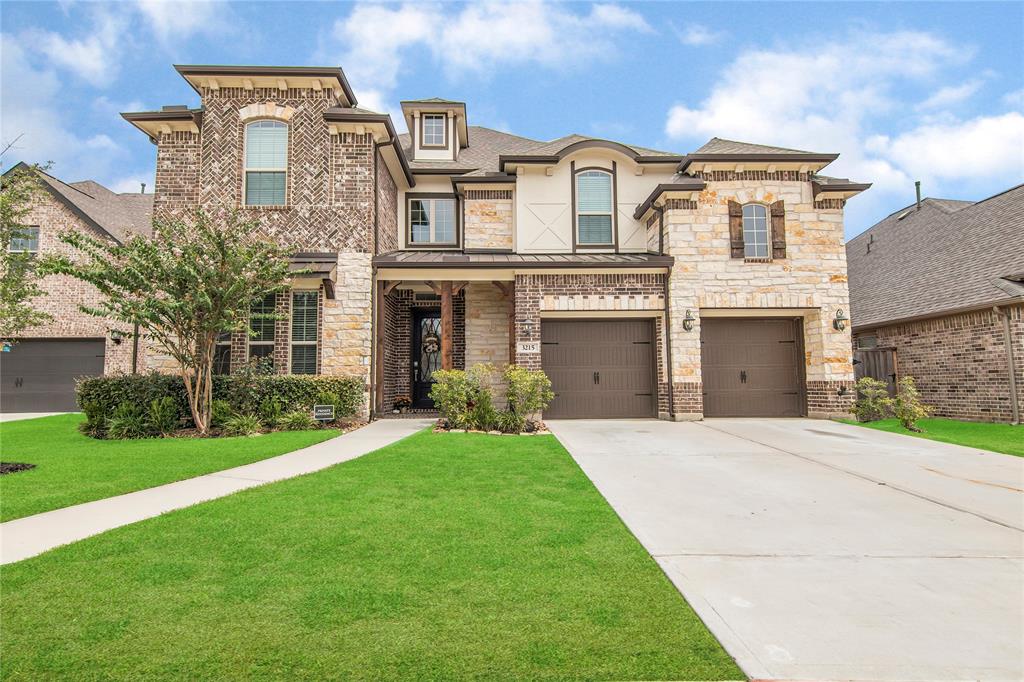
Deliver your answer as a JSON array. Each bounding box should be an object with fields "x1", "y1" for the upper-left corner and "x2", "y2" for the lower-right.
[
  {"x1": 664, "y1": 178, "x2": 855, "y2": 418},
  {"x1": 854, "y1": 304, "x2": 1024, "y2": 422},
  {"x1": 17, "y1": 192, "x2": 134, "y2": 374},
  {"x1": 463, "y1": 190, "x2": 514, "y2": 250},
  {"x1": 513, "y1": 273, "x2": 669, "y2": 414},
  {"x1": 381, "y1": 289, "x2": 465, "y2": 411},
  {"x1": 148, "y1": 87, "x2": 382, "y2": 404}
]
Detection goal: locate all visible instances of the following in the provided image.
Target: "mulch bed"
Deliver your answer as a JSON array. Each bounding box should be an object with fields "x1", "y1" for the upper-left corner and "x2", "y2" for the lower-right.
[{"x1": 0, "y1": 462, "x2": 37, "y2": 475}]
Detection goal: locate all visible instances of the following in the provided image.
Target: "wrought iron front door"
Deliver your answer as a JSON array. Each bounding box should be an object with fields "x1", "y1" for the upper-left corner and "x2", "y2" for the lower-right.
[{"x1": 412, "y1": 310, "x2": 442, "y2": 408}]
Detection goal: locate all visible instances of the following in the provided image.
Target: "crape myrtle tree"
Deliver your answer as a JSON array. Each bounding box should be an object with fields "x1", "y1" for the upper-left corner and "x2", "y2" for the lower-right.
[
  {"x1": 40, "y1": 210, "x2": 295, "y2": 435},
  {"x1": 0, "y1": 163, "x2": 52, "y2": 342}
]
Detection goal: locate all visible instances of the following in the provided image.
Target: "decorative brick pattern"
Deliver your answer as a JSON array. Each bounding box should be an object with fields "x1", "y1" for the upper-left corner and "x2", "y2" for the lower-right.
[
  {"x1": 814, "y1": 198, "x2": 846, "y2": 210},
  {"x1": 376, "y1": 148, "x2": 399, "y2": 253},
  {"x1": 15, "y1": 191, "x2": 134, "y2": 374},
  {"x1": 855, "y1": 305, "x2": 1023, "y2": 422},
  {"x1": 693, "y1": 170, "x2": 811, "y2": 182}
]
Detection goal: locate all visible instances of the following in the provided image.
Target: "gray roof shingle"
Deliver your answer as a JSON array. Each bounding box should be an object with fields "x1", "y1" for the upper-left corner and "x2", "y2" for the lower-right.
[
  {"x1": 31, "y1": 168, "x2": 154, "y2": 242},
  {"x1": 693, "y1": 137, "x2": 822, "y2": 155},
  {"x1": 846, "y1": 184, "x2": 1024, "y2": 328},
  {"x1": 398, "y1": 126, "x2": 542, "y2": 172}
]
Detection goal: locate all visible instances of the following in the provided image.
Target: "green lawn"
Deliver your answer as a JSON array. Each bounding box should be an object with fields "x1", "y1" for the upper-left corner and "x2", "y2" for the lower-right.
[
  {"x1": 843, "y1": 417, "x2": 1023, "y2": 457},
  {"x1": 0, "y1": 430, "x2": 742, "y2": 681},
  {"x1": 0, "y1": 414, "x2": 338, "y2": 521}
]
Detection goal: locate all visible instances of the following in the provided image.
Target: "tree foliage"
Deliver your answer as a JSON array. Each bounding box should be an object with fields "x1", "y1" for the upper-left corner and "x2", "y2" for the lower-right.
[
  {"x1": 0, "y1": 164, "x2": 52, "y2": 341},
  {"x1": 40, "y1": 210, "x2": 294, "y2": 435}
]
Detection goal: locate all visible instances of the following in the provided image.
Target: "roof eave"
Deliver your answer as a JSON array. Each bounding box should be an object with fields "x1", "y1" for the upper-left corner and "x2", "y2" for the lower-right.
[
  {"x1": 174, "y1": 64, "x2": 357, "y2": 106},
  {"x1": 632, "y1": 182, "x2": 707, "y2": 220},
  {"x1": 677, "y1": 152, "x2": 840, "y2": 174},
  {"x1": 323, "y1": 110, "x2": 414, "y2": 187}
]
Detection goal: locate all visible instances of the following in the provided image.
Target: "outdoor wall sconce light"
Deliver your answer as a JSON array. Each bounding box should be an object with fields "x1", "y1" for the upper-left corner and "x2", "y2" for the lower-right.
[
  {"x1": 521, "y1": 320, "x2": 536, "y2": 336},
  {"x1": 682, "y1": 309, "x2": 695, "y2": 332},
  {"x1": 833, "y1": 309, "x2": 848, "y2": 332},
  {"x1": 110, "y1": 329, "x2": 124, "y2": 345}
]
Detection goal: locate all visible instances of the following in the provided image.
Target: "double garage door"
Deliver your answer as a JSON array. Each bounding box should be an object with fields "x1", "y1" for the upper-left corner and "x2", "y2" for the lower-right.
[
  {"x1": 0, "y1": 340, "x2": 105, "y2": 412},
  {"x1": 540, "y1": 317, "x2": 805, "y2": 419}
]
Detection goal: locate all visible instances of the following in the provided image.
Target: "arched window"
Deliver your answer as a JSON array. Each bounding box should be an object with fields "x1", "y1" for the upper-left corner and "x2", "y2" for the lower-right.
[
  {"x1": 575, "y1": 169, "x2": 613, "y2": 245},
  {"x1": 742, "y1": 204, "x2": 769, "y2": 258},
  {"x1": 244, "y1": 120, "x2": 288, "y2": 206}
]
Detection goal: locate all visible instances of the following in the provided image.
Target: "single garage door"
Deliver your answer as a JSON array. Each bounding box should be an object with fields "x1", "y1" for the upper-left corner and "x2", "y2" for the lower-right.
[
  {"x1": 0, "y1": 339, "x2": 105, "y2": 412},
  {"x1": 701, "y1": 318, "x2": 805, "y2": 417},
  {"x1": 541, "y1": 319, "x2": 655, "y2": 419}
]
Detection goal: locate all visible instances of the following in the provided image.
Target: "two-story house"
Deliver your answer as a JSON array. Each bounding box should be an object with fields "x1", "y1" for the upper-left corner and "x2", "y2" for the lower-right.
[
  {"x1": 122, "y1": 64, "x2": 869, "y2": 420},
  {"x1": 0, "y1": 163, "x2": 153, "y2": 412}
]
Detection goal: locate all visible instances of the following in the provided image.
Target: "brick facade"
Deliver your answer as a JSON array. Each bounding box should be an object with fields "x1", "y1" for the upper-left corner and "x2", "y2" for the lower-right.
[
  {"x1": 15, "y1": 191, "x2": 134, "y2": 373},
  {"x1": 854, "y1": 304, "x2": 1023, "y2": 423}
]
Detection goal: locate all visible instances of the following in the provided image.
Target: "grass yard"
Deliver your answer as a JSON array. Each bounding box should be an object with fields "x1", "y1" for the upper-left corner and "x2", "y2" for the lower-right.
[
  {"x1": 0, "y1": 414, "x2": 338, "y2": 521},
  {"x1": 0, "y1": 430, "x2": 742, "y2": 681},
  {"x1": 843, "y1": 417, "x2": 1023, "y2": 457}
]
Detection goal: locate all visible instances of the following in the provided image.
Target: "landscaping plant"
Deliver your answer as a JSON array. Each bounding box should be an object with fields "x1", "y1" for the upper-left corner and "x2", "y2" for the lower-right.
[
  {"x1": 147, "y1": 397, "x2": 179, "y2": 436},
  {"x1": 40, "y1": 210, "x2": 294, "y2": 435},
  {"x1": 106, "y1": 402, "x2": 150, "y2": 440},
  {"x1": 258, "y1": 397, "x2": 282, "y2": 428},
  {"x1": 279, "y1": 410, "x2": 317, "y2": 431},
  {"x1": 503, "y1": 365, "x2": 554, "y2": 432},
  {"x1": 892, "y1": 376, "x2": 932, "y2": 432},
  {"x1": 851, "y1": 376, "x2": 892, "y2": 422},
  {"x1": 221, "y1": 413, "x2": 263, "y2": 437},
  {"x1": 430, "y1": 368, "x2": 480, "y2": 429},
  {"x1": 210, "y1": 400, "x2": 234, "y2": 429},
  {"x1": 79, "y1": 400, "x2": 107, "y2": 438}
]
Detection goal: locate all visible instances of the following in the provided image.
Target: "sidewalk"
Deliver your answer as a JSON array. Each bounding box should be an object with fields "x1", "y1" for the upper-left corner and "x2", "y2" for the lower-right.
[{"x1": 0, "y1": 419, "x2": 432, "y2": 564}]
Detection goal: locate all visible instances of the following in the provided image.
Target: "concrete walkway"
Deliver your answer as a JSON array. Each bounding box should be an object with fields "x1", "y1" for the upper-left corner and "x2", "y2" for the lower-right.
[
  {"x1": 548, "y1": 418, "x2": 1024, "y2": 682},
  {"x1": 0, "y1": 412, "x2": 67, "y2": 423},
  {"x1": 0, "y1": 419, "x2": 432, "y2": 564}
]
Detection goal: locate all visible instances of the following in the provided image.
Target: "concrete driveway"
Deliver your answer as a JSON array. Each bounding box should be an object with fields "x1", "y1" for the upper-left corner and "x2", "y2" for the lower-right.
[{"x1": 547, "y1": 418, "x2": 1024, "y2": 682}]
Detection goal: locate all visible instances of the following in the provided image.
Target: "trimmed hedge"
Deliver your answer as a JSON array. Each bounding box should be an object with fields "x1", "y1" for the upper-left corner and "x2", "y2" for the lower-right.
[{"x1": 77, "y1": 372, "x2": 364, "y2": 430}]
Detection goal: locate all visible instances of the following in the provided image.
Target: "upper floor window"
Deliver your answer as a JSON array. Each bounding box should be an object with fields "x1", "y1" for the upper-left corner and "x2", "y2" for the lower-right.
[
  {"x1": 8, "y1": 226, "x2": 39, "y2": 254},
  {"x1": 244, "y1": 120, "x2": 287, "y2": 206},
  {"x1": 408, "y1": 196, "x2": 457, "y2": 246},
  {"x1": 576, "y1": 170, "x2": 613, "y2": 245},
  {"x1": 421, "y1": 114, "x2": 446, "y2": 147},
  {"x1": 742, "y1": 204, "x2": 769, "y2": 258}
]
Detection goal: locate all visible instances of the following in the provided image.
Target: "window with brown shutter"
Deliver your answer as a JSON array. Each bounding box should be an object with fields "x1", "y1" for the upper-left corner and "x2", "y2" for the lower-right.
[
  {"x1": 770, "y1": 200, "x2": 787, "y2": 259},
  {"x1": 728, "y1": 200, "x2": 744, "y2": 258}
]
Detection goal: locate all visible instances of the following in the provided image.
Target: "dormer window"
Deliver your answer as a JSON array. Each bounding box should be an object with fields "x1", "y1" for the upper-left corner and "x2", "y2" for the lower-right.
[
  {"x1": 244, "y1": 120, "x2": 288, "y2": 206},
  {"x1": 421, "y1": 114, "x2": 446, "y2": 148}
]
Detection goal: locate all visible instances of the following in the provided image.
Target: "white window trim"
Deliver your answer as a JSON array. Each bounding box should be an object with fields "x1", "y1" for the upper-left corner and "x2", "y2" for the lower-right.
[
  {"x1": 407, "y1": 196, "x2": 458, "y2": 247},
  {"x1": 575, "y1": 169, "x2": 615, "y2": 246},
  {"x1": 421, "y1": 113, "x2": 447, "y2": 148},
  {"x1": 243, "y1": 120, "x2": 288, "y2": 207},
  {"x1": 741, "y1": 203, "x2": 770, "y2": 259},
  {"x1": 8, "y1": 226, "x2": 40, "y2": 254},
  {"x1": 289, "y1": 290, "x2": 319, "y2": 375}
]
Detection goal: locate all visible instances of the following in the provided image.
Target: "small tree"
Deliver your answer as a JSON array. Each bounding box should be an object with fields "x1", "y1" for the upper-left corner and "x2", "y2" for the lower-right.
[
  {"x1": 0, "y1": 163, "x2": 52, "y2": 342},
  {"x1": 892, "y1": 376, "x2": 932, "y2": 432},
  {"x1": 850, "y1": 376, "x2": 892, "y2": 422},
  {"x1": 40, "y1": 210, "x2": 294, "y2": 435}
]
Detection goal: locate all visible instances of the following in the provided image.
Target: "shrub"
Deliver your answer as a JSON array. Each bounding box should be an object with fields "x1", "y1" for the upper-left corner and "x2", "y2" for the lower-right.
[
  {"x1": 496, "y1": 409, "x2": 523, "y2": 434},
  {"x1": 258, "y1": 397, "x2": 282, "y2": 428},
  {"x1": 77, "y1": 373, "x2": 364, "y2": 432},
  {"x1": 147, "y1": 396, "x2": 179, "y2": 436},
  {"x1": 107, "y1": 402, "x2": 150, "y2": 440},
  {"x1": 221, "y1": 413, "x2": 263, "y2": 437},
  {"x1": 315, "y1": 391, "x2": 346, "y2": 424},
  {"x1": 211, "y1": 400, "x2": 234, "y2": 428},
  {"x1": 429, "y1": 369, "x2": 480, "y2": 429},
  {"x1": 851, "y1": 377, "x2": 892, "y2": 423},
  {"x1": 504, "y1": 365, "x2": 553, "y2": 428},
  {"x1": 892, "y1": 376, "x2": 932, "y2": 432},
  {"x1": 279, "y1": 409, "x2": 317, "y2": 431},
  {"x1": 80, "y1": 400, "x2": 107, "y2": 438}
]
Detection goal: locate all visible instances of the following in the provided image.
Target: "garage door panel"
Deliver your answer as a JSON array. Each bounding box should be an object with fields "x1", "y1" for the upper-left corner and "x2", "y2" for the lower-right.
[
  {"x1": 701, "y1": 319, "x2": 804, "y2": 418},
  {"x1": 1, "y1": 340, "x2": 105, "y2": 412},
  {"x1": 541, "y1": 319, "x2": 655, "y2": 419}
]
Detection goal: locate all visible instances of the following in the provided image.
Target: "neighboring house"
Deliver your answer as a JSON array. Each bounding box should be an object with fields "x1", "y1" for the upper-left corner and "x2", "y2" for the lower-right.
[
  {"x1": 847, "y1": 185, "x2": 1024, "y2": 424},
  {"x1": 0, "y1": 164, "x2": 153, "y2": 411},
  {"x1": 119, "y1": 64, "x2": 869, "y2": 420}
]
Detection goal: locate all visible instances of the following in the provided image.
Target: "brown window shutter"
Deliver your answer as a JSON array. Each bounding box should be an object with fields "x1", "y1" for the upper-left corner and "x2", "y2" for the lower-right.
[
  {"x1": 728, "y1": 200, "x2": 744, "y2": 258},
  {"x1": 770, "y1": 200, "x2": 787, "y2": 259}
]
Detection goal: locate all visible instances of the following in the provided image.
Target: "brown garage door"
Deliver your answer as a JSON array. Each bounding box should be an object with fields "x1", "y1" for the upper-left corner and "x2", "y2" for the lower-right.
[
  {"x1": 701, "y1": 318, "x2": 805, "y2": 417},
  {"x1": 0, "y1": 339, "x2": 105, "y2": 412},
  {"x1": 541, "y1": 319, "x2": 655, "y2": 418}
]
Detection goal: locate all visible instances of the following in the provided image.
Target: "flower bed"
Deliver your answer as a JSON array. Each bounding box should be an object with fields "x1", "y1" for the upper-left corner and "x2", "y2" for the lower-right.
[{"x1": 429, "y1": 364, "x2": 553, "y2": 434}]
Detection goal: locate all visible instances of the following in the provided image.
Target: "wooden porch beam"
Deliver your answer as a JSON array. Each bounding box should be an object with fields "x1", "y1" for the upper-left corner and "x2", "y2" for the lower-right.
[
  {"x1": 440, "y1": 281, "x2": 453, "y2": 370},
  {"x1": 452, "y1": 281, "x2": 468, "y2": 296},
  {"x1": 383, "y1": 280, "x2": 401, "y2": 296},
  {"x1": 424, "y1": 280, "x2": 441, "y2": 295},
  {"x1": 374, "y1": 278, "x2": 385, "y2": 413},
  {"x1": 492, "y1": 281, "x2": 511, "y2": 299}
]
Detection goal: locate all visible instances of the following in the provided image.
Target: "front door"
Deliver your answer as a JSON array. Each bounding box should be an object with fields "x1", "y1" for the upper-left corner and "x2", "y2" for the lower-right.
[{"x1": 412, "y1": 310, "x2": 442, "y2": 408}]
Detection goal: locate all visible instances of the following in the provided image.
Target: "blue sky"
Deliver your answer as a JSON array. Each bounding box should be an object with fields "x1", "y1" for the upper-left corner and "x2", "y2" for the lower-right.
[{"x1": 2, "y1": 1, "x2": 1022, "y2": 236}]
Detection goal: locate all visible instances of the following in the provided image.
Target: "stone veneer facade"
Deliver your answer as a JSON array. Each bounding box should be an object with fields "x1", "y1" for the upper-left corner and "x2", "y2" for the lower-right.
[
  {"x1": 463, "y1": 190, "x2": 514, "y2": 251},
  {"x1": 663, "y1": 176, "x2": 855, "y2": 418},
  {"x1": 854, "y1": 304, "x2": 1023, "y2": 423},
  {"x1": 146, "y1": 86, "x2": 397, "y2": 416},
  {"x1": 15, "y1": 191, "x2": 134, "y2": 373}
]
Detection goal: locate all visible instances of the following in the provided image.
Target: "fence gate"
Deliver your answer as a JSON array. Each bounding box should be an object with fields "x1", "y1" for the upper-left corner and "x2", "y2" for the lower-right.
[{"x1": 854, "y1": 348, "x2": 897, "y2": 396}]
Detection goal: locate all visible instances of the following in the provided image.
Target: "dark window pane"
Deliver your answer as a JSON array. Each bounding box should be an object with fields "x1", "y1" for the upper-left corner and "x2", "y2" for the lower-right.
[
  {"x1": 245, "y1": 171, "x2": 286, "y2": 206},
  {"x1": 577, "y1": 214, "x2": 612, "y2": 244},
  {"x1": 291, "y1": 345, "x2": 317, "y2": 375},
  {"x1": 250, "y1": 293, "x2": 276, "y2": 341},
  {"x1": 249, "y1": 344, "x2": 274, "y2": 359},
  {"x1": 291, "y1": 291, "x2": 318, "y2": 342},
  {"x1": 213, "y1": 344, "x2": 231, "y2": 375}
]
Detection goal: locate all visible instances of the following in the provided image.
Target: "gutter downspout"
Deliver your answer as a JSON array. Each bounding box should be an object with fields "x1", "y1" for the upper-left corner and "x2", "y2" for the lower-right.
[
  {"x1": 367, "y1": 141, "x2": 387, "y2": 420},
  {"x1": 662, "y1": 272, "x2": 676, "y2": 421},
  {"x1": 994, "y1": 305, "x2": 1021, "y2": 425}
]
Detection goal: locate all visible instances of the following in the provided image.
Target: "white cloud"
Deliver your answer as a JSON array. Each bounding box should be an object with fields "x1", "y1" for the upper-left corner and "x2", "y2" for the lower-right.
[
  {"x1": 916, "y1": 79, "x2": 983, "y2": 110},
  {"x1": 26, "y1": 8, "x2": 125, "y2": 87},
  {"x1": 672, "y1": 23, "x2": 723, "y2": 46},
  {"x1": 327, "y1": 1, "x2": 650, "y2": 117},
  {"x1": 1003, "y1": 88, "x2": 1024, "y2": 108},
  {"x1": 108, "y1": 174, "x2": 156, "y2": 194},
  {"x1": 134, "y1": 0, "x2": 229, "y2": 43}
]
